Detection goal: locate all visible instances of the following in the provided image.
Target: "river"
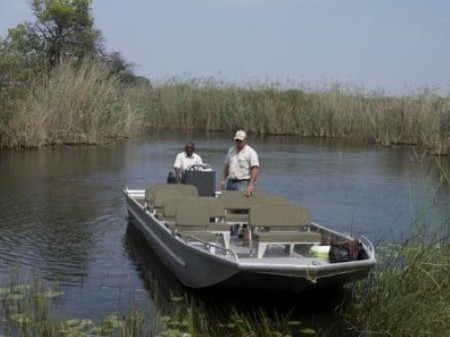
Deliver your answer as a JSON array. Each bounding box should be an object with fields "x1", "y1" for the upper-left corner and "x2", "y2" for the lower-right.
[{"x1": 0, "y1": 131, "x2": 449, "y2": 324}]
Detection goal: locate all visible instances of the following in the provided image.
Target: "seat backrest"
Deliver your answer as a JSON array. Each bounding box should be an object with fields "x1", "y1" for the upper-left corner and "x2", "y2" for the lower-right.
[
  {"x1": 145, "y1": 183, "x2": 166, "y2": 204},
  {"x1": 198, "y1": 197, "x2": 225, "y2": 219},
  {"x1": 218, "y1": 190, "x2": 262, "y2": 211},
  {"x1": 145, "y1": 183, "x2": 199, "y2": 205},
  {"x1": 154, "y1": 189, "x2": 182, "y2": 210},
  {"x1": 175, "y1": 201, "x2": 210, "y2": 227},
  {"x1": 163, "y1": 196, "x2": 197, "y2": 220},
  {"x1": 249, "y1": 204, "x2": 311, "y2": 229}
]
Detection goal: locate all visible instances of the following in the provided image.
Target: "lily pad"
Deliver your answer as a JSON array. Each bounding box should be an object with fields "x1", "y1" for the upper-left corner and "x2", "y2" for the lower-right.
[
  {"x1": 287, "y1": 320, "x2": 302, "y2": 326},
  {"x1": 9, "y1": 313, "x2": 29, "y2": 324},
  {"x1": 301, "y1": 327, "x2": 317, "y2": 335},
  {"x1": 170, "y1": 296, "x2": 184, "y2": 302},
  {"x1": 44, "y1": 290, "x2": 64, "y2": 298},
  {"x1": 0, "y1": 287, "x2": 11, "y2": 295}
]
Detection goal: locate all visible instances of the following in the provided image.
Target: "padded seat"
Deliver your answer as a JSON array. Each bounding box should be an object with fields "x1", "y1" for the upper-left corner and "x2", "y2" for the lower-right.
[
  {"x1": 145, "y1": 183, "x2": 198, "y2": 212},
  {"x1": 163, "y1": 196, "x2": 225, "y2": 224},
  {"x1": 218, "y1": 190, "x2": 264, "y2": 223},
  {"x1": 175, "y1": 199, "x2": 231, "y2": 248},
  {"x1": 249, "y1": 204, "x2": 322, "y2": 259}
]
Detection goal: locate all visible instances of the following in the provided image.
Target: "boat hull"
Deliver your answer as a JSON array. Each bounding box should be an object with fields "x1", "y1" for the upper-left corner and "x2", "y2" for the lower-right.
[{"x1": 125, "y1": 189, "x2": 376, "y2": 291}]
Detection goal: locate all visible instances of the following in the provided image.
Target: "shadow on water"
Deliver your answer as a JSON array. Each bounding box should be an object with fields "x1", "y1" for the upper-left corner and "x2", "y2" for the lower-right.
[{"x1": 124, "y1": 223, "x2": 350, "y2": 335}]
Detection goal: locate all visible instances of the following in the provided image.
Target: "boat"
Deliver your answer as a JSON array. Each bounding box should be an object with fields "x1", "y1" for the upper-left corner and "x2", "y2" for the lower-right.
[{"x1": 124, "y1": 165, "x2": 376, "y2": 292}]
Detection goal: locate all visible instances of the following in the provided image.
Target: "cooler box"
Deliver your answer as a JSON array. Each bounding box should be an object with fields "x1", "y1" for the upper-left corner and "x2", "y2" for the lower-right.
[{"x1": 184, "y1": 168, "x2": 216, "y2": 197}]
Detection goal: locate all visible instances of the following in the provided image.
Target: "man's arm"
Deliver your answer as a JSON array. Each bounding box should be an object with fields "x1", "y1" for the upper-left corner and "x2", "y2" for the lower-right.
[
  {"x1": 245, "y1": 166, "x2": 259, "y2": 196},
  {"x1": 220, "y1": 164, "x2": 229, "y2": 190},
  {"x1": 173, "y1": 153, "x2": 182, "y2": 180}
]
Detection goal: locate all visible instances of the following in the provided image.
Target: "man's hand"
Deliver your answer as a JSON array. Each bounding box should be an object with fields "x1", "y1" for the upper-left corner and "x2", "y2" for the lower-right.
[{"x1": 245, "y1": 182, "x2": 254, "y2": 196}]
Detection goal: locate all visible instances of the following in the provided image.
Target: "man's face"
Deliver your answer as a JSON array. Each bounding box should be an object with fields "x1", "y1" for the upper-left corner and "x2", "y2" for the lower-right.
[
  {"x1": 185, "y1": 146, "x2": 194, "y2": 156},
  {"x1": 235, "y1": 139, "x2": 245, "y2": 150}
]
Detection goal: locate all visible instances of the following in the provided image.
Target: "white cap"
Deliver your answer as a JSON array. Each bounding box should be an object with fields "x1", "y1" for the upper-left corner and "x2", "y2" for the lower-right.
[{"x1": 234, "y1": 130, "x2": 246, "y2": 140}]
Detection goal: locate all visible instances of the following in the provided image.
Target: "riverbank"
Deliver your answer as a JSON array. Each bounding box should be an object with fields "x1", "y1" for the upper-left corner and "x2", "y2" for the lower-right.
[{"x1": 1, "y1": 61, "x2": 449, "y2": 154}]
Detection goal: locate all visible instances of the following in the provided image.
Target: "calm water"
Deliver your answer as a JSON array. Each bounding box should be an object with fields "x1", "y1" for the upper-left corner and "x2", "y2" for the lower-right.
[{"x1": 0, "y1": 131, "x2": 449, "y2": 322}]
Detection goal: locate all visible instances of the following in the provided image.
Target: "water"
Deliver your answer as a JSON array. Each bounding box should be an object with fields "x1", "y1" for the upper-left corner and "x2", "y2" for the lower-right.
[{"x1": 0, "y1": 131, "x2": 449, "y2": 322}]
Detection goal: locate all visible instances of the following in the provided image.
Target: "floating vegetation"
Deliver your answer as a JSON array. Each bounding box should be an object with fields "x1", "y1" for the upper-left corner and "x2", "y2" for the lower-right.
[{"x1": 0, "y1": 277, "x2": 338, "y2": 337}]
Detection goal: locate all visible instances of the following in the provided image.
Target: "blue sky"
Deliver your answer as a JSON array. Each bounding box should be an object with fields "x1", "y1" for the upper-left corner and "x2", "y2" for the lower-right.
[{"x1": 1, "y1": 0, "x2": 449, "y2": 94}]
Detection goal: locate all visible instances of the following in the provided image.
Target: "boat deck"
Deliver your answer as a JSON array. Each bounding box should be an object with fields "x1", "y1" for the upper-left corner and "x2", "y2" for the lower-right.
[
  {"x1": 132, "y1": 194, "x2": 331, "y2": 265},
  {"x1": 191, "y1": 235, "x2": 331, "y2": 265}
]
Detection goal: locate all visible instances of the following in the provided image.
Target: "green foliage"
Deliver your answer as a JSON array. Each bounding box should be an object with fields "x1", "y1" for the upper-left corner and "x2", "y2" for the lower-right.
[{"x1": 29, "y1": 0, "x2": 101, "y2": 66}]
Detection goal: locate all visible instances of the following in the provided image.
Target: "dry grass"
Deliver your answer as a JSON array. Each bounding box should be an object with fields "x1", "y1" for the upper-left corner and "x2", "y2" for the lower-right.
[
  {"x1": 1, "y1": 69, "x2": 449, "y2": 154},
  {"x1": 130, "y1": 80, "x2": 450, "y2": 155},
  {"x1": 0, "y1": 60, "x2": 143, "y2": 148}
]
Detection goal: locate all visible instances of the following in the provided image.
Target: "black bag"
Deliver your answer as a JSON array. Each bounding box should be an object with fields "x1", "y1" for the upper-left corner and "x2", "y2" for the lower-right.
[{"x1": 329, "y1": 240, "x2": 364, "y2": 263}]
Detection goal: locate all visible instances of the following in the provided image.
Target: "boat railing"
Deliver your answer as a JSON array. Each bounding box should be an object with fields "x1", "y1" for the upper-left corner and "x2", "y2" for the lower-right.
[
  {"x1": 359, "y1": 235, "x2": 376, "y2": 259},
  {"x1": 185, "y1": 236, "x2": 240, "y2": 263}
]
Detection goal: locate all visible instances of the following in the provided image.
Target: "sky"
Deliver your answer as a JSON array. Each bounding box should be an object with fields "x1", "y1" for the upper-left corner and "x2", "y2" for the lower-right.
[{"x1": 1, "y1": 0, "x2": 450, "y2": 95}]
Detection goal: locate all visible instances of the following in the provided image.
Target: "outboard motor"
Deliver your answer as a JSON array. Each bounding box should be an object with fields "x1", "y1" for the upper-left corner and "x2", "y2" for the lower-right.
[{"x1": 183, "y1": 164, "x2": 216, "y2": 197}]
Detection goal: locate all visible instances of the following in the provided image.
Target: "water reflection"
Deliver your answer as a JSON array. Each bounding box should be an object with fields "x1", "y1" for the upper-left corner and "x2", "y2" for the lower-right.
[
  {"x1": 123, "y1": 223, "x2": 350, "y2": 334},
  {"x1": 123, "y1": 223, "x2": 184, "y2": 309},
  {"x1": 0, "y1": 132, "x2": 449, "y2": 321}
]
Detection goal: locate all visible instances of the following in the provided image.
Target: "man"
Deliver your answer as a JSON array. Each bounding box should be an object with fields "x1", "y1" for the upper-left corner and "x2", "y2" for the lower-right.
[
  {"x1": 220, "y1": 130, "x2": 259, "y2": 196},
  {"x1": 173, "y1": 142, "x2": 203, "y2": 182}
]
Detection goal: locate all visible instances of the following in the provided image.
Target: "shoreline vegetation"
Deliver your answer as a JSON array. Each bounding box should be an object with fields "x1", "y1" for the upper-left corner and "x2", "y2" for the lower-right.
[
  {"x1": 0, "y1": 0, "x2": 448, "y2": 154},
  {"x1": 2, "y1": 235, "x2": 449, "y2": 336},
  {"x1": 0, "y1": 59, "x2": 449, "y2": 155}
]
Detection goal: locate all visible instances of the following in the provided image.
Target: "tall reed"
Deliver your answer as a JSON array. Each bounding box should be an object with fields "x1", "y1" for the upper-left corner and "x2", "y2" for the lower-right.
[
  {"x1": 0, "y1": 60, "x2": 143, "y2": 148},
  {"x1": 340, "y1": 163, "x2": 450, "y2": 337},
  {"x1": 130, "y1": 80, "x2": 450, "y2": 155},
  {"x1": 2, "y1": 70, "x2": 449, "y2": 154}
]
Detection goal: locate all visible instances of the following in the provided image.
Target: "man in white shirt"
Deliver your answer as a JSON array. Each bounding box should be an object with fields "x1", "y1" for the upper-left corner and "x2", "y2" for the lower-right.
[
  {"x1": 220, "y1": 130, "x2": 259, "y2": 196},
  {"x1": 173, "y1": 142, "x2": 203, "y2": 182}
]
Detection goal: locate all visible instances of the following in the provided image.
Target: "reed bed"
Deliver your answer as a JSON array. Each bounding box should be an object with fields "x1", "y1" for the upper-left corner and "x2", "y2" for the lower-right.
[
  {"x1": 131, "y1": 80, "x2": 450, "y2": 155},
  {"x1": 340, "y1": 204, "x2": 450, "y2": 337},
  {"x1": 342, "y1": 242, "x2": 450, "y2": 336},
  {"x1": 0, "y1": 60, "x2": 143, "y2": 148},
  {"x1": 1, "y1": 65, "x2": 449, "y2": 154}
]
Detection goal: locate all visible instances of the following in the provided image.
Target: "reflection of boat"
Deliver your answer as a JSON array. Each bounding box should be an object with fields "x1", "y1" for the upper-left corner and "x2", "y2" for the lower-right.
[
  {"x1": 123, "y1": 169, "x2": 376, "y2": 292},
  {"x1": 124, "y1": 223, "x2": 186, "y2": 307}
]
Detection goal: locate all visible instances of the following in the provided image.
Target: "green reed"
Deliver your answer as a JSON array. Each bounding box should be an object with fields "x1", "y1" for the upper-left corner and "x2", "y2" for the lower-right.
[
  {"x1": 129, "y1": 80, "x2": 450, "y2": 155},
  {"x1": 1, "y1": 67, "x2": 449, "y2": 154},
  {"x1": 0, "y1": 277, "x2": 332, "y2": 337},
  {"x1": 341, "y1": 240, "x2": 450, "y2": 337},
  {"x1": 339, "y1": 178, "x2": 450, "y2": 337}
]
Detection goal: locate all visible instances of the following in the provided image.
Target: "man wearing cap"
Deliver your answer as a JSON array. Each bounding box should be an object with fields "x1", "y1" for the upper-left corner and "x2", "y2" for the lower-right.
[{"x1": 220, "y1": 130, "x2": 259, "y2": 196}]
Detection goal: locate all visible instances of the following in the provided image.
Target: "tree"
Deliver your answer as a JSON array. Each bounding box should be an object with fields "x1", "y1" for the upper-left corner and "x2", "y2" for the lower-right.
[{"x1": 29, "y1": 0, "x2": 102, "y2": 65}]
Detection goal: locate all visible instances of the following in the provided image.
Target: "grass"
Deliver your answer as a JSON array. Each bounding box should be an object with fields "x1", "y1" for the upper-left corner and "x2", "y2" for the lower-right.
[
  {"x1": 0, "y1": 278, "x2": 328, "y2": 337},
  {"x1": 129, "y1": 80, "x2": 450, "y2": 155},
  {"x1": 339, "y1": 164, "x2": 450, "y2": 336},
  {"x1": 1, "y1": 65, "x2": 449, "y2": 154},
  {"x1": 341, "y1": 241, "x2": 450, "y2": 337},
  {"x1": 0, "y1": 60, "x2": 143, "y2": 148}
]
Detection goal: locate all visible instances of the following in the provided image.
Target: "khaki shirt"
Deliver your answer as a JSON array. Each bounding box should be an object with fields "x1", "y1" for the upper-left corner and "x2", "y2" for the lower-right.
[{"x1": 225, "y1": 145, "x2": 259, "y2": 180}]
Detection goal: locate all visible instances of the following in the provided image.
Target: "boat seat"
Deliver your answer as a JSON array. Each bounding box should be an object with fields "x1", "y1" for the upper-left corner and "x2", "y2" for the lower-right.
[
  {"x1": 153, "y1": 189, "x2": 183, "y2": 218},
  {"x1": 175, "y1": 200, "x2": 230, "y2": 249},
  {"x1": 218, "y1": 190, "x2": 267, "y2": 223},
  {"x1": 249, "y1": 204, "x2": 322, "y2": 259},
  {"x1": 145, "y1": 183, "x2": 198, "y2": 212},
  {"x1": 163, "y1": 196, "x2": 225, "y2": 225}
]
